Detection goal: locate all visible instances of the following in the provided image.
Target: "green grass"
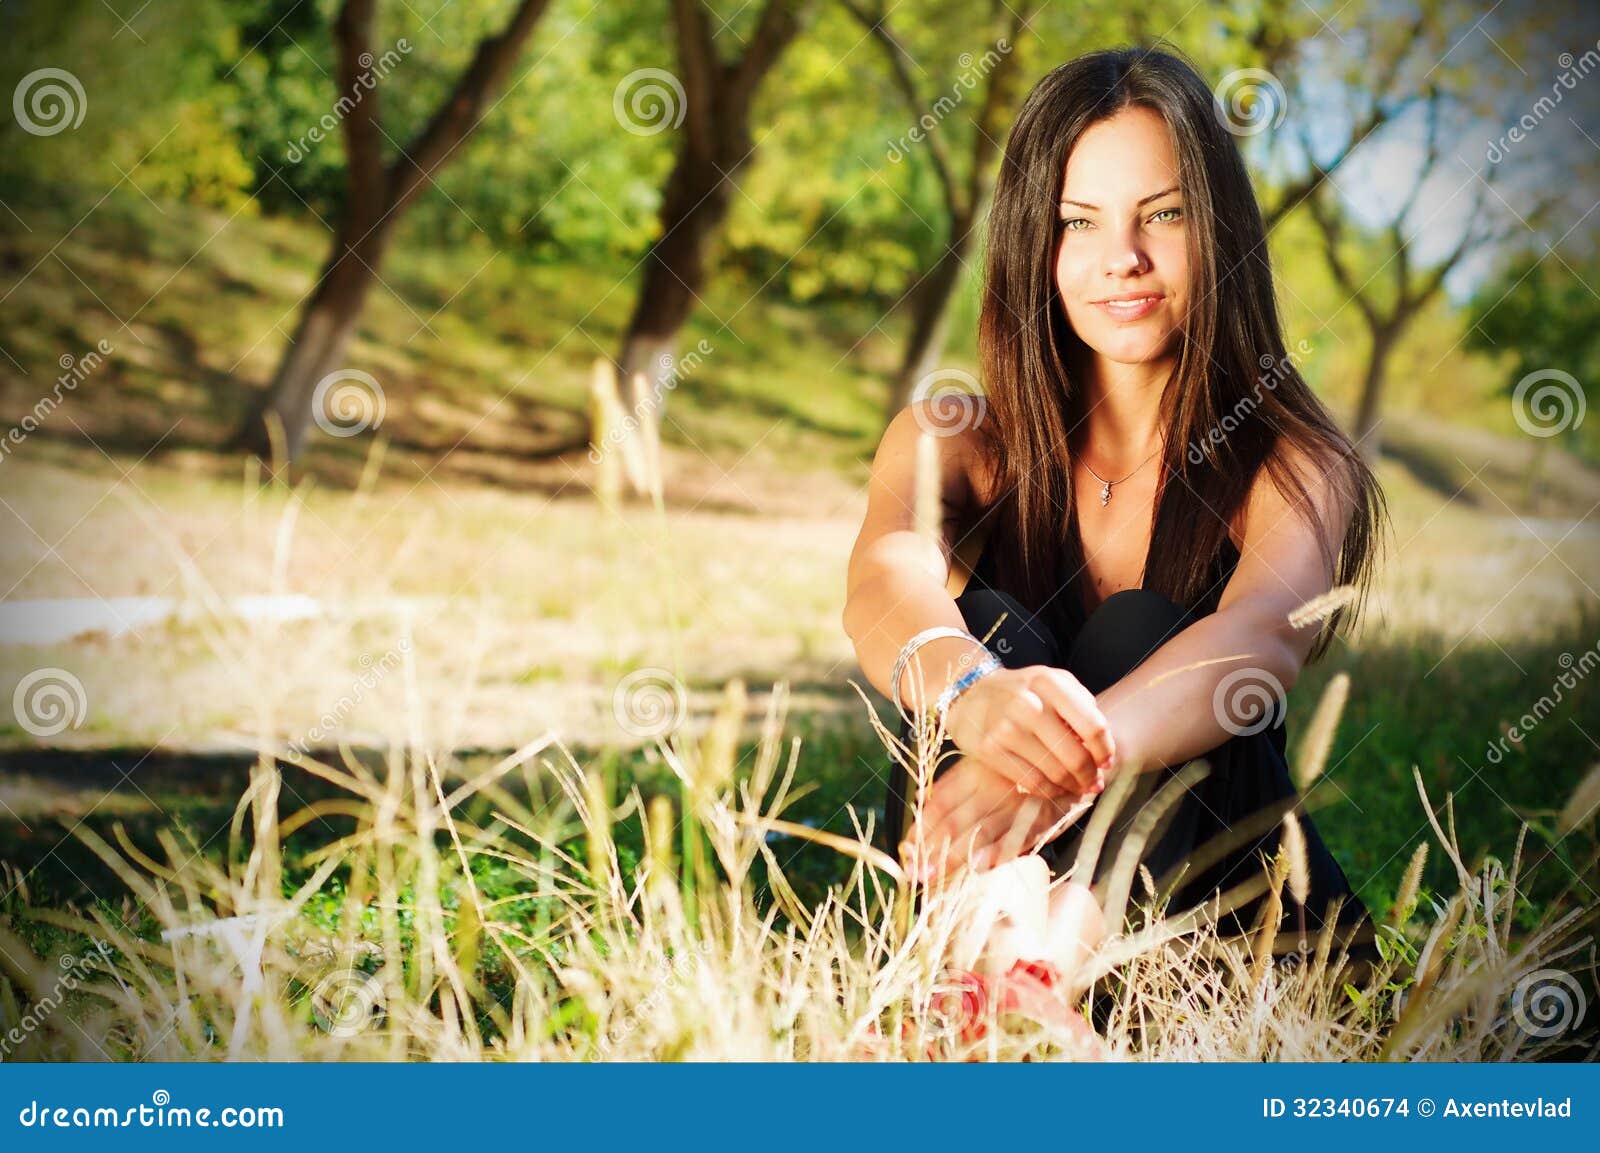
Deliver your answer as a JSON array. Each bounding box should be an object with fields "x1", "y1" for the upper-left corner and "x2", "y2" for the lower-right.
[{"x1": 1295, "y1": 614, "x2": 1600, "y2": 929}]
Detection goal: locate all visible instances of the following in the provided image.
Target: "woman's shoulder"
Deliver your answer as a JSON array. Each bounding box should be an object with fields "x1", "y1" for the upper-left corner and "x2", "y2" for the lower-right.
[
  {"x1": 1234, "y1": 434, "x2": 1361, "y2": 553},
  {"x1": 891, "y1": 398, "x2": 999, "y2": 513},
  {"x1": 888, "y1": 400, "x2": 1000, "y2": 596}
]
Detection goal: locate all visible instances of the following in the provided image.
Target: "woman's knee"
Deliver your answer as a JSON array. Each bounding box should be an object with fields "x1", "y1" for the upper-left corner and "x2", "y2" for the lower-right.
[
  {"x1": 1065, "y1": 588, "x2": 1192, "y2": 693},
  {"x1": 955, "y1": 587, "x2": 1060, "y2": 668}
]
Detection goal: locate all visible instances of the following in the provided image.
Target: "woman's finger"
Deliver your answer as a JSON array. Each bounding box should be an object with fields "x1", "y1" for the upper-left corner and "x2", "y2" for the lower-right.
[
  {"x1": 961, "y1": 793, "x2": 1049, "y2": 875},
  {"x1": 1031, "y1": 670, "x2": 1116, "y2": 770},
  {"x1": 921, "y1": 759, "x2": 984, "y2": 829},
  {"x1": 909, "y1": 764, "x2": 984, "y2": 876},
  {"x1": 994, "y1": 794, "x2": 1046, "y2": 865},
  {"x1": 1008, "y1": 705, "x2": 1099, "y2": 794},
  {"x1": 942, "y1": 778, "x2": 1022, "y2": 855},
  {"x1": 992, "y1": 722, "x2": 1067, "y2": 790},
  {"x1": 972, "y1": 731, "x2": 1056, "y2": 795}
]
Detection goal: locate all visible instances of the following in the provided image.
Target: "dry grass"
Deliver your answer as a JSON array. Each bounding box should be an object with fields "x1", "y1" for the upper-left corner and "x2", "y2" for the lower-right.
[{"x1": 0, "y1": 663, "x2": 1593, "y2": 1061}]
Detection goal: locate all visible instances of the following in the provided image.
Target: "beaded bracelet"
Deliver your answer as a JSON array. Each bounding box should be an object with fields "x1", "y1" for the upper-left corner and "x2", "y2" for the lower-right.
[{"x1": 932, "y1": 653, "x2": 1002, "y2": 731}]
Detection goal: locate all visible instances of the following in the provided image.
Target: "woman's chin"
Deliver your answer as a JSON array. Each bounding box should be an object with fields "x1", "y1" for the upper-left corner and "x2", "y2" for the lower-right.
[
  {"x1": 1111, "y1": 340, "x2": 1178, "y2": 366},
  {"x1": 1072, "y1": 326, "x2": 1180, "y2": 368}
]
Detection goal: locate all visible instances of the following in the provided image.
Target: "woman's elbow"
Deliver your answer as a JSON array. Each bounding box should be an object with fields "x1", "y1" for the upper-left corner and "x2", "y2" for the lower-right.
[
  {"x1": 1266, "y1": 630, "x2": 1309, "y2": 694},
  {"x1": 1221, "y1": 602, "x2": 1311, "y2": 693},
  {"x1": 841, "y1": 570, "x2": 882, "y2": 644}
]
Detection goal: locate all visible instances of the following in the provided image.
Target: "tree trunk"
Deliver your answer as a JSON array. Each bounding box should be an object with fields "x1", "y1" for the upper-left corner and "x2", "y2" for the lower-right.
[
  {"x1": 236, "y1": 227, "x2": 390, "y2": 463},
  {"x1": 233, "y1": 0, "x2": 553, "y2": 467},
  {"x1": 883, "y1": 228, "x2": 973, "y2": 423},
  {"x1": 599, "y1": 1, "x2": 809, "y2": 497},
  {"x1": 1520, "y1": 436, "x2": 1551, "y2": 512},
  {"x1": 1352, "y1": 328, "x2": 1395, "y2": 458},
  {"x1": 614, "y1": 142, "x2": 737, "y2": 454}
]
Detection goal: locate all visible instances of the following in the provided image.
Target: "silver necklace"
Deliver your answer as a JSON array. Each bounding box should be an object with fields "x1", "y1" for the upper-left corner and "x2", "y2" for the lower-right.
[{"x1": 1080, "y1": 447, "x2": 1160, "y2": 506}]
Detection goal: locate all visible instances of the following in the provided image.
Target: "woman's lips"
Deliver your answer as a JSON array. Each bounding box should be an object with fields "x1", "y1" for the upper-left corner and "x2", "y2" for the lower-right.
[{"x1": 1093, "y1": 294, "x2": 1163, "y2": 321}]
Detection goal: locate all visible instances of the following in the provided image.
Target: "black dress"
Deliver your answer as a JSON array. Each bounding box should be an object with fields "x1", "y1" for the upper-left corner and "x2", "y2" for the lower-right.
[{"x1": 881, "y1": 486, "x2": 1373, "y2": 949}]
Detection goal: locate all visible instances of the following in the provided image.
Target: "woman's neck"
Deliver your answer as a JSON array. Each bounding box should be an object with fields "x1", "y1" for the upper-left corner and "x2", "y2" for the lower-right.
[{"x1": 1071, "y1": 353, "x2": 1172, "y2": 468}]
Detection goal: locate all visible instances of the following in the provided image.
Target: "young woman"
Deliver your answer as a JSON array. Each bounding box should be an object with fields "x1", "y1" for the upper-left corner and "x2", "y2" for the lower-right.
[{"x1": 842, "y1": 46, "x2": 1386, "y2": 948}]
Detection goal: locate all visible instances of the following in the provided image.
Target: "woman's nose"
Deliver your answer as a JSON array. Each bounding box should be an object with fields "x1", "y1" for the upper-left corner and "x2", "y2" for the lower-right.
[{"x1": 1104, "y1": 236, "x2": 1149, "y2": 276}]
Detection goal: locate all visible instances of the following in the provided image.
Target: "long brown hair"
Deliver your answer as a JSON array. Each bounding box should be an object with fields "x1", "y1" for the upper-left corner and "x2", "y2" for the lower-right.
[{"x1": 972, "y1": 44, "x2": 1385, "y2": 659}]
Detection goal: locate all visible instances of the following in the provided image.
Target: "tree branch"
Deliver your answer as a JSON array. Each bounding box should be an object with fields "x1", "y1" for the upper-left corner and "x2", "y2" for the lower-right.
[
  {"x1": 728, "y1": 0, "x2": 810, "y2": 119},
  {"x1": 387, "y1": 0, "x2": 554, "y2": 214},
  {"x1": 962, "y1": 0, "x2": 1037, "y2": 227},
  {"x1": 839, "y1": 0, "x2": 960, "y2": 219},
  {"x1": 334, "y1": 0, "x2": 385, "y2": 232},
  {"x1": 1304, "y1": 183, "x2": 1380, "y2": 331},
  {"x1": 1261, "y1": 8, "x2": 1430, "y2": 228},
  {"x1": 672, "y1": 0, "x2": 719, "y2": 158}
]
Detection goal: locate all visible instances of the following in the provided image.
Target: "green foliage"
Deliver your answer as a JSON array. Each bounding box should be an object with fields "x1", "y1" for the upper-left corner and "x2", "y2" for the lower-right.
[
  {"x1": 1465, "y1": 247, "x2": 1600, "y2": 459},
  {"x1": 0, "y1": 0, "x2": 253, "y2": 206}
]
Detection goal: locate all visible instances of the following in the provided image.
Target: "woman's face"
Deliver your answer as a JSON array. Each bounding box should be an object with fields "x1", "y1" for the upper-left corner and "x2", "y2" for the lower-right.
[{"x1": 1054, "y1": 104, "x2": 1190, "y2": 368}]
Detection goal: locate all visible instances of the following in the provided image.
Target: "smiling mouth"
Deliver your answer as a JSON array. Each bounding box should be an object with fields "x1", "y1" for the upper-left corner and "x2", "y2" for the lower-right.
[{"x1": 1093, "y1": 294, "x2": 1164, "y2": 318}]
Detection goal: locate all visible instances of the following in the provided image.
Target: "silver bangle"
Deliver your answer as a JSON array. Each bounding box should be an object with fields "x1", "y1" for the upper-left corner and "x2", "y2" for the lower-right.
[{"x1": 891, "y1": 626, "x2": 984, "y2": 721}]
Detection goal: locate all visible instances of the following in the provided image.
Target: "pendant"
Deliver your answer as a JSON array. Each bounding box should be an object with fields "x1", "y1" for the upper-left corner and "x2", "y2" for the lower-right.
[{"x1": 1099, "y1": 481, "x2": 1112, "y2": 506}]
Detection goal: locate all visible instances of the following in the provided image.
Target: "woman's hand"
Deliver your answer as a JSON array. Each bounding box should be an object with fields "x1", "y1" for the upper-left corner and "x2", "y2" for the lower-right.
[
  {"x1": 942, "y1": 664, "x2": 1114, "y2": 796},
  {"x1": 902, "y1": 756, "x2": 1099, "y2": 882}
]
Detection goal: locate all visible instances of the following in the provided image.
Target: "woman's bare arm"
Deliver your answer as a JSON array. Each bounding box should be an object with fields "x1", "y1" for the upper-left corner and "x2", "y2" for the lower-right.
[
  {"x1": 843, "y1": 402, "x2": 992, "y2": 714},
  {"x1": 1096, "y1": 445, "x2": 1358, "y2": 776},
  {"x1": 844, "y1": 403, "x2": 1112, "y2": 795}
]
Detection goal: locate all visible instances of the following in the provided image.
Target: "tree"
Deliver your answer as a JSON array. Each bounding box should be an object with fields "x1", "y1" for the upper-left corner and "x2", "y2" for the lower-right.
[
  {"x1": 1302, "y1": 91, "x2": 1546, "y2": 457},
  {"x1": 235, "y1": 0, "x2": 554, "y2": 464},
  {"x1": 1235, "y1": 1, "x2": 1431, "y2": 230},
  {"x1": 1464, "y1": 247, "x2": 1600, "y2": 495},
  {"x1": 840, "y1": 0, "x2": 1038, "y2": 424},
  {"x1": 610, "y1": 0, "x2": 814, "y2": 486}
]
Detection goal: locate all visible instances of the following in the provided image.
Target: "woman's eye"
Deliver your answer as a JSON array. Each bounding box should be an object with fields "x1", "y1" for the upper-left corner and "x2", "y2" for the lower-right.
[{"x1": 1058, "y1": 209, "x2": 1180, "y2": 230}]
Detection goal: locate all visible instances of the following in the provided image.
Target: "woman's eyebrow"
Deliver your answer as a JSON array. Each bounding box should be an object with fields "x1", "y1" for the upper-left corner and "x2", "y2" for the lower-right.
[{"x1": 1058, "y1": 183, "x2": 1181, "y2": 211}]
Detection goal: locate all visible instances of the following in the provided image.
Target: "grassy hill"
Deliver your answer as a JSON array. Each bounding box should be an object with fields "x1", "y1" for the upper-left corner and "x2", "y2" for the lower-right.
[{"x1": 0, "y1": 181, "x2": 899, "y2": 500}]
